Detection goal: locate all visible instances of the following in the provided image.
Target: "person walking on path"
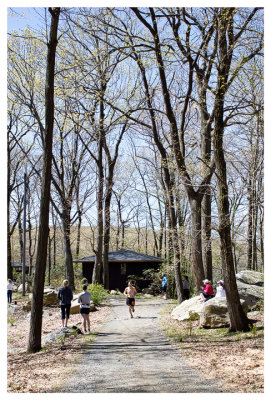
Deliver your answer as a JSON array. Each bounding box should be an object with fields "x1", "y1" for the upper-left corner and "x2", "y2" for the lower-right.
[
  {"x1": 183, "y1": 276, "x2": 190, "y2": 300},
  {"x1": 161, "y1": 274, "x2": 168, "y2": 299},
  {"x1": 57, "y1": 279, "x2": 73, "y2": 328},
  {"x1": 7, "y1": 279, "x2": 13, "y2": 303},
  {"x1": 199, "y1": 279, "x2": 214, "y2": 303},
  {"x1": 124, "y1": 282, "x2": 137, "y2": 318},
  {"x1": 215, "y1": 280, "x2": 226, "y2": 298},
  {"x1": 78, "y1": 284, "x2": 92, "y2": 334}
]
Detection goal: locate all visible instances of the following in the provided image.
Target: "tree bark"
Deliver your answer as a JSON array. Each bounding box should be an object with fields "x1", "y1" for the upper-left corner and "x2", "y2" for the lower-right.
[
  {"x1": 92, "y1": 100, "x2": 105, "y2": 284},
  {"x1": 28, "y1": 7, "x2": 60, "y2": 353},
  {"x1": 62, "y1": 206, "x2": 75, "y2": 289},
  {"x1": 213, "y1": 9, "x2": 249, "y2": 332}
]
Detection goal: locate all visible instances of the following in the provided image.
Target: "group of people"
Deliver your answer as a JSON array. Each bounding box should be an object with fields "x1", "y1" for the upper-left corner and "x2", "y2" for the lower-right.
[
  {"x1": 199, "y1": 279, "x2": 226, "y2": 302},
  {"x1": 7, "y1": 278, "x2": 93, "y2": 334},
  {"x1": 7, "y1": 274, "x2": 226, "y2": 324},
  {"x1": 57, "y1": 280, "x2": 92, "y2": 334},
  {"x1": 160, "y1": 274, "x2": 190, "y2": 300}
]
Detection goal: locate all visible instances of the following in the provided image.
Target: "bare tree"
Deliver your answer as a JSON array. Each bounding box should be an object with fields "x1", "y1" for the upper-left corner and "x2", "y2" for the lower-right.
[{"x1": 28, "y1": 7, "x2": 60, "y2": 353}]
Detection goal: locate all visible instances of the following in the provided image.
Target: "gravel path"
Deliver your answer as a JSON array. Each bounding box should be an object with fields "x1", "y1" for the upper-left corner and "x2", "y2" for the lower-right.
[{"x1": 60, "y1": 297, "x2": 223, "y2": 393}]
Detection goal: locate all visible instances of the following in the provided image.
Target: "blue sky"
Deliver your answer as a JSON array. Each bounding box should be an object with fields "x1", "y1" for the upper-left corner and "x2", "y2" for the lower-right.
[{"x1": 7, "y1": 7, "x2": 47, "y2": 33}]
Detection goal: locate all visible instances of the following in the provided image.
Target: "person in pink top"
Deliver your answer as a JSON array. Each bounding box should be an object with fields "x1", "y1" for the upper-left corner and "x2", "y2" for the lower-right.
[
  {"x1": 199, "y1": 279, "x2": 214, "y2": 303},
  {"x1": 124, "y1": 282, "x2": 137, "y2": 318}
]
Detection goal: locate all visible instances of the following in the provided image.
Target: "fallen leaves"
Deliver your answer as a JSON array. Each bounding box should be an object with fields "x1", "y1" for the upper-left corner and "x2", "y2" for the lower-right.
[{"x1": 161, "y1": 306, "x2": 264, "y2": 393}]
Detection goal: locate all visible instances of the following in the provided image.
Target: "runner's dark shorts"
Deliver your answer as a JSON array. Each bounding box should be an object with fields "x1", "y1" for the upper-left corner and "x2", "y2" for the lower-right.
[
  {"x1": 80, "y1": 307, "x2": 90, "y2": 314},
  {"x1": 162, "y1": 286, "x2": 167, "y2": 293},
  {"x1": 126, "y1": 297, "x2": 135, "y2": 306},
  {"x1": 60, "y1": 304, "x2": 71, "y2": 319}
]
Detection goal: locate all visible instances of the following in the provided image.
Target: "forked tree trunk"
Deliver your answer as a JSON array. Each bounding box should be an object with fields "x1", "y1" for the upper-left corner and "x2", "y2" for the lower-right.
[{"x1": 213, "y1": 10, "x2": 249, "y2": 332}]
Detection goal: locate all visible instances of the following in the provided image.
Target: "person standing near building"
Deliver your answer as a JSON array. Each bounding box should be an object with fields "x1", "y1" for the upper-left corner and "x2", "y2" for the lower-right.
[
  {"x1": 161, "y1": 274, "x2": 168, "y2": 299},
  {"x1": 7, "y1": 279, "x2": 13, "y2": 303},
  {"x1": 78, "y1": 284, "x2": 92, "y2": 334},
  {"x1": 183, "y1": 276, "x2": 190, "y2": 300},
  {"x1": 57, "y1": 279, "x2": 73, "y2": 328}
]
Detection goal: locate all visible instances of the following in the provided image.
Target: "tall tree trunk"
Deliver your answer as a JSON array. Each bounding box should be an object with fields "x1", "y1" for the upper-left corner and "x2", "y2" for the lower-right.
[
  {"x1": 18, "y1": 217, "x2": 23, "y2": 263},
  {"x1": 202, "y1": 190, "x2": 213, "y2": 281},
  {"x1": 28, "y1": 7, "x2": 60, "y2": 353},
  {"x1": 190, "y1": 197, "x2": 205, "y2": 288},
  {"x1": 168, "y1": 192, "x2": 184, "y2": 303},
  {"x1": 103, "y1": 176, "x2": 113, "y2": 290},
  {"x1": 92, "y1": 143, "x2": 104, "y2": 284},
  {"x1": 247, "y1": 176, "x2": 253, "y2": 270},
  {"x1": 213, "y1": 9, "x2": 249, "y2": 332},
  {"x1": 259, "y1": 208, "x2": 264, "y2": 270},
  {"x1": 252, "y1": 184, "x2": 258, "y2": 271},
  {"x1": 76, "y1": 212, "x2": 82, "y2": 257},
  {"x1": 62, "y1": 207, "x2": 74, "y2": 290},
  {"x1": 7, "y1": 145, "x2": 13, "y2": 279},
  {"x1": 7, "y1": 232, "x2": 13, "y2": 280},
  {"x1": 47, "y1": 232, "x2": 51, "y2": 286}
]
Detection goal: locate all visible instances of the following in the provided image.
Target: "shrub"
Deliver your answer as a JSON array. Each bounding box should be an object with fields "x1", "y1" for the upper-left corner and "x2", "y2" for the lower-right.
[{"x1": 89, "y1": 282, "x2": 108, "y2": 306}]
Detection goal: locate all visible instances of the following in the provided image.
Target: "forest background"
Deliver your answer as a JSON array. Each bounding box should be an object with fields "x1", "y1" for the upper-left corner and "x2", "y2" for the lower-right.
[{"x1": 3, "y1": 0, "x2": 270, "y2": 358}]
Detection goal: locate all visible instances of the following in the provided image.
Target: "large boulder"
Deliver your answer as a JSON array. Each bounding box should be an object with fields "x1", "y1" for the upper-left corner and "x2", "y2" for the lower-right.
[
  {"x1": 29, "y1": 288, "x2": 58, "y2": 306},
  {"x1": 70, "y1": 298, "x2": 80, "y2": 314},
  {"x1": 43, "y1": 288, "x2": 58, "y2": 306},
  {"x1": 236, "y1": 280, "x2": 264, "y2": 307},
  {"x1": 200, "y1": 297, "x2": 248, "y2": 328},
  {"x1": 171, "y1": 296, "x2": 204, "y2": 321},
  {"x1": 236, "y1": 270, "x2": 264, "y2": 286}
]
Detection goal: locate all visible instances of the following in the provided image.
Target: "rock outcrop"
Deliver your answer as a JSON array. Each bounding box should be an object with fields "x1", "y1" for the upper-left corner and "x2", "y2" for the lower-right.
[
  {"x1": 236, "y1": 270, "x2": 264, "y2": 307},
  {"x1": 29, "y1": 287, "x2": 58, "y2": 306},
  {"x1": 236, "y1": 270, "x2": 264, "y2": 286},
  {"x1": 171, "y1": 296, "x2": 204, "y2": 321},
  {"x1": 199, "y1": 297, "x2": 248, "y2": 328}
]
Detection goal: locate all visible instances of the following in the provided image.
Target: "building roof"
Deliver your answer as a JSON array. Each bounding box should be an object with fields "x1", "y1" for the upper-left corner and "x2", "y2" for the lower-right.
[{"x1": 73, "y1": 249, "x2": 163, "y2": 263}]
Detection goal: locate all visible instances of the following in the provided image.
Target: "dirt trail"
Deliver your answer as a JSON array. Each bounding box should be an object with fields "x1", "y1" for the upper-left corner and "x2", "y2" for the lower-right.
[{"x1": 59, "y1": 297, "x2": 223, "y2": 393}]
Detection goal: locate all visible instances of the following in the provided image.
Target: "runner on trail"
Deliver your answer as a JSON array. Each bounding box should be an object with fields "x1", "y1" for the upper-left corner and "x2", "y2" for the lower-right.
[
  {"x1": 124, "y1": 282, "x2": 137, "y2": 318},
  {"x1": 78, "y1": 284, "x2": 92, "y2": 334}
]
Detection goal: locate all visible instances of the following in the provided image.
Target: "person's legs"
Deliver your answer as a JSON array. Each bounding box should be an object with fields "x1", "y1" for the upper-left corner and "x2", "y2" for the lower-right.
[
  {"x1": 83, "y1": 314, "x2": 87, "y2": 332},
  {"x1": 60, "y1": 305, "x2": 66, "y2": 327},
  {"x1": 7, "y1": 290, "x2": 12, "y2": 303},
  {"x1": 65, "y1": 305, "x2": 71, "y2": 327},
  {"x1": 81, "y1": 313, "x2": 87, "y2": 332},
  {"x1": 86, "y1": 313, "x2": 90, "y2": 331},
  {"x1": 129, "y1": 305, "x2": 133, "y2": 317},
  {"x1": 199, "y1": 291, "x2": 209, "y2": 302}
]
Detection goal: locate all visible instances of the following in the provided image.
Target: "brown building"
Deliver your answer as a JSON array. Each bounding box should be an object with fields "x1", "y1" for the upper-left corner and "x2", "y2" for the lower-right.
[{"x1": 73, "y1": 249, "x2": 163, "y2": 292}]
